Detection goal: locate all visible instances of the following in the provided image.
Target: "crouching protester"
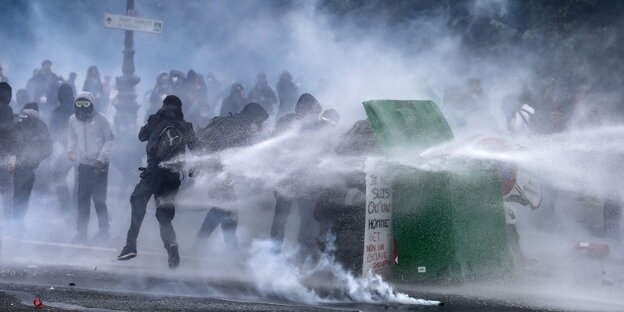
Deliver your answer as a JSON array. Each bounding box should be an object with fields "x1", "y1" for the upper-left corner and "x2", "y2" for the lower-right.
[
  {"x1": 118, "y1": 95, "x2": 199, "y2": 269},
  {"x1": 67, "y1": 93, "x2": 114, "y2": 242},
  {"x1": 193, "y1": 103, "x2": 269, "y2": 249},
  {"x1": 315, "y1": 119, "x2": 380, "y2": 274}
]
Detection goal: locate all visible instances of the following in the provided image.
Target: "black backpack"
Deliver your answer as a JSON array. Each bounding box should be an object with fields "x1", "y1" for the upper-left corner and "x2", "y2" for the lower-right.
[{"x1": 146, "y1": 119, "x2": 185, "y2": 163}]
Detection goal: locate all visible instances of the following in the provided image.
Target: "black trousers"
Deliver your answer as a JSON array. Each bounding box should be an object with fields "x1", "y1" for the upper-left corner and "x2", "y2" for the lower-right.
[
  {"x1": 12, "y1": 165, "x2": 36, "y2": 225},
  {"x1": 270, "y1": 191, "x2": 319, "y2": 254},
  {"x1": 197, "y1": 207, "x2": 238, "y2": 247},
  {"x1": 125, "y1": 168, "x2": 181, "y2": 250},
  {"x1": 76, "y1": 163, "x2": 110, "y2": 234},
  {"x1": 270, "y1": 191, "x2": 292, "y2": 246}
]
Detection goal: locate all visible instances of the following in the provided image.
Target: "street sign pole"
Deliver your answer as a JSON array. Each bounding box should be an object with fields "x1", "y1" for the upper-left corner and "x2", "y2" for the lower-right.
[
  {"x1": 112, "y1": 0, "x2": 142, "y2": 193},
  {"x1": 105, "y1": 0, "x2": 163, "y2": 188},
  {"x1": 114, "y1": 0, "x2": 140, "y2": 133}
]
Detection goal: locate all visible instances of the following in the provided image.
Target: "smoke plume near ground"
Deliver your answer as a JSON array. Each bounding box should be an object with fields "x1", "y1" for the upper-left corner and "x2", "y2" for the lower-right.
[{"x1": 1, "y1": 0, "x2": 623, "y2": 310}]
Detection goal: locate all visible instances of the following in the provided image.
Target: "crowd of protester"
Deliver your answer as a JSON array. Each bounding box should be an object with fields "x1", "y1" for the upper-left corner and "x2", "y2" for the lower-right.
[{"x1": 0, "y1": 59, "x2": 620, "y2": 271}]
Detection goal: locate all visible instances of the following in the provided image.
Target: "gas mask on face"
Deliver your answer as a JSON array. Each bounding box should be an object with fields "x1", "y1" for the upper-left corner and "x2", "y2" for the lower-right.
[{"x1": 75, "y1": 98, "x2": 94, "y2": 121}]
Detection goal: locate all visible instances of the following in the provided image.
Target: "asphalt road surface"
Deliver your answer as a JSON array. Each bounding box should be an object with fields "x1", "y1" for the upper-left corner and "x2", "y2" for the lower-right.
[{"x1": 1, "y1": 236, "x2": 623, "y2": 312}]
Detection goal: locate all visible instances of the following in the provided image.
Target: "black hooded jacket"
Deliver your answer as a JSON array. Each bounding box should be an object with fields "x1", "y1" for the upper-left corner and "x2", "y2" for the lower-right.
[
  {"x1": 49, "y1": 83, "x2": 75, "y2": 146},
  {"x1": 14, "y1": 109, "x2": 53, "y2": 167},
  {"x1": 0, "y1": 105, "x2": 16, "y2": 160},
  {"x1": 197, "y1": 103, "x2": 268, "y2": 153},
  {"x1": 274, "y1": 93, "x2": 322, "y2": 136},
  {"x1": 140, "y1": 103, "x2": 199, "y2": 168}
]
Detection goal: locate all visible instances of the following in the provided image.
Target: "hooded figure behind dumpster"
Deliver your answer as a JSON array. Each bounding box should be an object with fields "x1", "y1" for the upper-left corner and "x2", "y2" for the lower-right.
[
  {"x1": 118, "y1": 95, "x2": 200, "y2": 269},
  {"x1": 67, "y1": 92, "x2": 114, "y2": 243},
  {"x1": 11, "y1": 102, "x2": 53, "y2": 231}
]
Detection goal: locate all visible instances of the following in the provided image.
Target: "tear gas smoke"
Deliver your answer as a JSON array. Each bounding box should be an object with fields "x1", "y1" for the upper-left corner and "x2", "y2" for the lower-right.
[
  {"x1": 1, "y1": 0, "x2": 623, "y2": 310},
  {"x1": 245, "y1": 238, "x2": 440, "y2": 305}
]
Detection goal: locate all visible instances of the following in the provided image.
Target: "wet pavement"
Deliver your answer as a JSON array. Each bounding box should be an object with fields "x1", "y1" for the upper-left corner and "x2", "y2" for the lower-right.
[
  {"x1": 0, "y1": 263, "x2": 561, "y2": 312},
  {"x1": 1, "y1": 236, "x2": 623, "y2": 311}
]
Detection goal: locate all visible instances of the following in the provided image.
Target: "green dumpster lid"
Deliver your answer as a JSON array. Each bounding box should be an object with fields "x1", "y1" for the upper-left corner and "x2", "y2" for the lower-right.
[{"x1": 363, "y1": 100, "x2": 454, "y2": 155}]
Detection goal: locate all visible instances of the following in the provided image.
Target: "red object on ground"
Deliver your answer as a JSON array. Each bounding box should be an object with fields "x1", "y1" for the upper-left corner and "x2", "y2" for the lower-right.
[
  {"x1": 33, "y1": 298, "x2": 43, "y2": 308},
  {"x1": 573, "y1": 241, "x2": 610, "y2": 259}
]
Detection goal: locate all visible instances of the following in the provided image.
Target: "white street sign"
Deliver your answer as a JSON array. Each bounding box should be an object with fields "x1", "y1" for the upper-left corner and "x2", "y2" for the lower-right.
[{"x1": 104, "y1": 13, "x2": 163, "y2": 34}]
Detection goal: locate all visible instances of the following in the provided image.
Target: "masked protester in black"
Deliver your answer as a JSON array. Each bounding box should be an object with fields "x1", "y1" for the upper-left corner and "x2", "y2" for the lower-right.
[
  {"x1": 276, "y1": 71, "x2": 299, "y2": 117},
  {"x1": 11, "y1": 103, "x2": 53, "y2": 231},
  {"x1": 220, "y1": 83, "x2": 247, "y2": 117},
  {"x1": 314, "y1": 119, "x2": 380, "y2": 274},
  {"x1": 248, "y1": 72, "x2": 278, "y2": 116},
  {"x1": 270, "y1": 93, "x2": 324, "y2": 256},
  {"x1": 0, "y1": 103, "x2": 16, "y2": 221},
  {"x1": 194, "y1": 103, "x2": 268, "y2": 249},
  {"x1": 118, "y1": 95, "x2": 199, "y2": 269},
  {"x1": 50, "y1": 84, "x2": 76, "y2": 214}
]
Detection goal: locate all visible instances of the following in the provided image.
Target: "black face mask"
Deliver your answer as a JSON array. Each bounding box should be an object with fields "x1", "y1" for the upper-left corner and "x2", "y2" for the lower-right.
[{"x1": 75, "y1": 99, "x2": 94, "y2": 121}]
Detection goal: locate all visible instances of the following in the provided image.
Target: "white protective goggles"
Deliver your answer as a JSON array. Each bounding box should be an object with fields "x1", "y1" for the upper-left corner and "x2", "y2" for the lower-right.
[{"x1": 75, "y1": 100, "x2": 92, "y2": 108}]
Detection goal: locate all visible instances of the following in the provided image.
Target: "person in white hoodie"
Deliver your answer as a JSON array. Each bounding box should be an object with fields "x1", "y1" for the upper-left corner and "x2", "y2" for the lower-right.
[{"x1": 67, "y1": 92, "x2": 114, "y2": 242}]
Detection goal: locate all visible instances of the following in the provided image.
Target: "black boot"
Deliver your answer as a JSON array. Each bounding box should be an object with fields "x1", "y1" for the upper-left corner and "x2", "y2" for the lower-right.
[{"x1": 168, "y1": 243, "x2": 180, "y2": 269}]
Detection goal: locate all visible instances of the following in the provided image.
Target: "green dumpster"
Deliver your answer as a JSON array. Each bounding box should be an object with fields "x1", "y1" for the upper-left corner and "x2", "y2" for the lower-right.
[{"x1": 363, "y1": 100, "x2": 513, "y2": 282}]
